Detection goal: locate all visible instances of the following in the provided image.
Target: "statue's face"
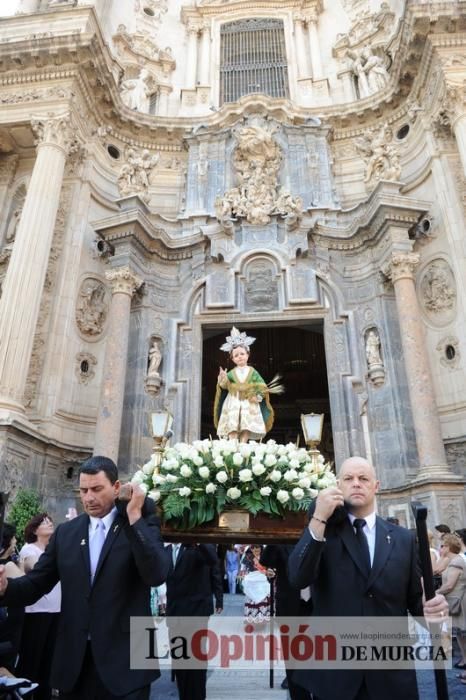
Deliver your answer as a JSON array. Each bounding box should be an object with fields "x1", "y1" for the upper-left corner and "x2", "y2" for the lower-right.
[{"x1": 231, "y1": 346, "x2": 249, "y2": 367}]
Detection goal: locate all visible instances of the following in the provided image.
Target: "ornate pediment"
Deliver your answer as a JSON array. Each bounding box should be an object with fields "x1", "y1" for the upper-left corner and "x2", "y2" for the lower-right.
[{"x1": 333, "y1": 2, "x2": 396, "y2": 57}]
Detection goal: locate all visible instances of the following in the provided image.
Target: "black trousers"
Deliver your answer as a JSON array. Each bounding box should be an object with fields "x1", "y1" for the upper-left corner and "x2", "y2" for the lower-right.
[
  {"x1": 174, "y1": 669, "x2": 207, "y2": 700},
  {"x1": 59, "y1": 644, "x2": 150, "y2": 700},
  {"x1": 16, "y1": 612, "x2": 59, "y2": 700}
]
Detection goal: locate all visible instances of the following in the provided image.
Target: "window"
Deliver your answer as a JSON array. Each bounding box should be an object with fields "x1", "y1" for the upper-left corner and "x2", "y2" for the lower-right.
[
  {"x1": 220, "y1": 18, "x2": 289, "y2": 105},
  {"x1": 149, "y1": 92, "x2": 158, "y2": 115}
]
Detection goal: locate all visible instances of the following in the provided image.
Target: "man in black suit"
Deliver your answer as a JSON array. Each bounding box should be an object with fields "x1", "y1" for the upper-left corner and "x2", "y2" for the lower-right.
[
  {"x1": 288, "y1": 456, "x2": 447, "y2": 700},
  {"x1": 0, "y1": 455, "x2": 170, "y2": 700},
  {"x1": 166, "y1": 543, "x2": 222, "y2": 700}
]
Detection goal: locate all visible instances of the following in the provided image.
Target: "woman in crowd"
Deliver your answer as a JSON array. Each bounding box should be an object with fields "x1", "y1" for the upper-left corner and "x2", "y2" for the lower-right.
[
  {"x1": 436, "y1": 533, "x2": 466, "y2": 681},
  {"x1": 0, "y1": 523, "x2": 23, "y2": 671},
  {"x1": 16, "y1": 514, "x2": 61, "y2": 700},
  {"x1": 225, "y1": 544, "x2": 240, "y2": 595},
  {"x1": 239, "y1": 544, "x2": 272, "y2": 624}
]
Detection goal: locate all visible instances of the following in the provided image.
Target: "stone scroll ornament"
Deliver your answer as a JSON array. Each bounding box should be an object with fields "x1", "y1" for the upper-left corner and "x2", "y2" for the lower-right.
[
  {"x1": 215, "y1": 118, "x2": 303, "y2": 226},
  {"x1": 75, "y1": 278, "x2": 109, "y2": 337}
]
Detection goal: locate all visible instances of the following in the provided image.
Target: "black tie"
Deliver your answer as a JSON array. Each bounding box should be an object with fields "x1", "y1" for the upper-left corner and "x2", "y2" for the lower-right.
[{"x1": 353, "y1": 518, "x2": 371, "y2": 574}]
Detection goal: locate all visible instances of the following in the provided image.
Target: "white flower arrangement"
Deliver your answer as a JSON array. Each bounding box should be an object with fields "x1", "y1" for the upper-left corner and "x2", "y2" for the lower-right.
[{"x1": 135, "y1": 438, "x2": 335, "y2": 529}]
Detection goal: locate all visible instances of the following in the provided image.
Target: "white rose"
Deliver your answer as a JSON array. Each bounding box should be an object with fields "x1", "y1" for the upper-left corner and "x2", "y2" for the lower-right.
[
  {"x1": 227, "y1": 487, "x2": 241, "y2": 500},
  {"x1": 206, "y1": 482, "x2": 217, "y2": 494},
  {"x1": 284, "y1": 469, "x2": 298, "y2": 482},
  {"x1": 265, "y1": 443, "x2": 278, "y2": 454},
  {"x1": 180, "y1": 465, "x2": 192, "y2": 478},
  {"x1": 277, "y1": 445, "x2": 288, "y2": 456},
  {"x1": 292, "y1": 487, "x2": 304, "y2": 500},
  {"x1": 142, "y1": 461, "x2": 154, "y2": 475},
  {"x1": 252, "y1": 463, "x2": 266, "y2": 476},
  {"x1": 277, "y1": 489, "x2": 290, "y2": 504},
  {"x1": 214, "y1": 456, "x2": 224, "y2": 468},
  {"x1": 269, "y1": 470, "x2": 282, "y2": 483},
  {"x1": 179, "y1": 486, "x2": 191, "y2": 497},
  {"x1": 260, "y1": 486, "x2": 272, "y2": 496},
  {"x1": 198, "y1": 466, "x2": 210, "y2": 479},
  {"x1": 264, "y1": 454, "x2": 277, "y2": 467},
  {"x1": 193, "y1": 455, "x2": 204, "y2": 467},
  {"x1": 289, "y1": 458, "x2": 300, "y2": 470},
  {"x1": 238, "y1": 468, "x2": 253, "y2": 482},
  {"x1": 152, "y1": 473, "x2": 166, "y2": 486},
  {"x1": 131, "y1": 470, "x2": 145, "y2": 485},
  {"x1": 138, "y1": 483, "x2": 149, "y2": 495},
  {"x1": 166, "y1": 474, "x2": 178, "y2": 483},
  {"x1": 148, "y1": 489, "x2": 161, "y2": 502},
  {"x1": 298, "y1": 477, "x2": 311, "y2": 489},
  {"x1": 232, "y1": 453, "x2": 243, "y2": 466},
  {"x1": 239, "y1": 444, "x2": 252, "y2": 459},
  {"x1": 216, "y1": 471, "x2": 228, "y2": 484}
]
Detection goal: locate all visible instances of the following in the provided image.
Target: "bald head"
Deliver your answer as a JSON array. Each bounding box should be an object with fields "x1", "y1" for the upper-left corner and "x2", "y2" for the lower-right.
[{"x1": 337, "y1": 456, "x2": 379, "y2": 517}]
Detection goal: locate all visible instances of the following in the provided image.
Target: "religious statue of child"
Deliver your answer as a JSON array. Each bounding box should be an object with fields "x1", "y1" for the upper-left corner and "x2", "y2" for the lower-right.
[{"x1": 214, "y1": 327, "x2": 283, "y2": 443}]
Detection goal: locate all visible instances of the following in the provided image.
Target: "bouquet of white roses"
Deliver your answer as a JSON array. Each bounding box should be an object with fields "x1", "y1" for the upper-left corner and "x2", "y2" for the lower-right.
[{"x1": 131, "y1": 438, "x2": 336, "y2": 529}]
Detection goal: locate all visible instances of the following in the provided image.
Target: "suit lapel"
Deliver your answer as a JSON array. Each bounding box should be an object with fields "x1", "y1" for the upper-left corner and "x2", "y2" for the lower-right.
[
  {"x1": 339, "y1": 517, "x2": 370, "y2": 580},
  {"x1": 92, "y1": 514, "x2": 124, "y2": 584},
  {"x1": 367, "y1": 517, "x2": 393, "y2": 588}
]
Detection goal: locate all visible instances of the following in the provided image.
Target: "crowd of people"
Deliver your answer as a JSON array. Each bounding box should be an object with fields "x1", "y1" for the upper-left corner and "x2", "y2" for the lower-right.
[{"x1": 0, "y1": 455, "x2": 462, "y2": 700}]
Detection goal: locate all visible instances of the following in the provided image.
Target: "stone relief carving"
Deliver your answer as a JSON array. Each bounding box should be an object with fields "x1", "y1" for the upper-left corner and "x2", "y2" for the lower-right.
[
  {"x1": 365, "y1": 328, "x2": 385, "y2": 387},
  {"x1": 75, "y1": 352, "x2": 97, "y2": 385},
  {"x1": 120, "y1": 68, "x2": 154, "y2": 113},
  {"x1": 419, "y1": 260, "x2": 456, "y2": 314},
  {"x1": 243, "y1": 260, "x2": 279, "y2": 312},
  {"x1": 355, "y1": 123, "x2": 401, "y2": 184},
  {"x1": 113, "y1": 25, "x2": 175, "y2": 73},
  {"x1": 215, "y1": 118, "x2": 302, "y2": 226},
  {"x1": 75, "y1": 278, "x2": 109, "y2": 338},
  {"x1": 117, "y1": 148, "x2": 159, "y2": 201},
  {"x1": 335, "y1": 2, "x2": 394, "y2": 52},
  {"x1": 145, "y1": 337, "x2": 162, "y2": 396},
  {"x1": 348, "y1": 46, "x2": 389, "y2": 98}
]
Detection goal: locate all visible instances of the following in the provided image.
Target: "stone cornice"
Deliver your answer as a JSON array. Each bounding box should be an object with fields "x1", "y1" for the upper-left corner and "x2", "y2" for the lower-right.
[{"x1": 181, "y1": 1, "x2": 323, "y2": 24}]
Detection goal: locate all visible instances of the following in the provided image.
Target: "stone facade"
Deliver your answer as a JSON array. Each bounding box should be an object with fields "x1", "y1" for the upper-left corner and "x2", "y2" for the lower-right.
[{"x1": 0, "y1": 0, "x2": 465, "y2": 526}]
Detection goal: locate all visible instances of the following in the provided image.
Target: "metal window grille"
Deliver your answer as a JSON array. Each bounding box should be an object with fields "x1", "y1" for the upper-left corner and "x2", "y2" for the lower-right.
[{"x1": 220, "y1": 18, "x2": 289, "y2": 105}]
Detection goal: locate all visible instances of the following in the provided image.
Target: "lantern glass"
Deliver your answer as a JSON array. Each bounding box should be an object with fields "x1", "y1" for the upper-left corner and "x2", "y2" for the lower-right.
[
  {"x1": 150, "y1": 411, "x2": 173, "y2": 439},
  {"x1": 300, "y1": 413, "x2": 324, "y2": 446}
]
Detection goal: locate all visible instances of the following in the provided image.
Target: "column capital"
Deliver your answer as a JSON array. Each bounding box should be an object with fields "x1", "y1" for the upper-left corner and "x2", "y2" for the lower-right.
[
  {"x1": 105, "y1": 266, "x2": 143, "y2": 296},
  {"x1": 293, "y1": 12, "x2": 306, "y2": 25},
  {"x1": 442, "y1": 81, "x2": 466, "y2": 124},
  {"x1": 383, "y1": 252, "x2": 420, "y2": 283},
  {"x1": 31, "y1": 113, "x2": 75, "y2": 155}
]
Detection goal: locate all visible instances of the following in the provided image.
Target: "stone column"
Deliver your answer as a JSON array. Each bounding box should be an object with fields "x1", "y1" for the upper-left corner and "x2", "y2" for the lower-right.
[
  {"x1": 93, "y1": 266, "x2": 143, "y2": 462},
  {"x1": 185, "y1": 24, "x2": 199, "y2": 90},
  {"x1": 157, "y1": 85, "x2": 171, "y2": 116},
  {"x1": 0, "y1": 114, "x2": 73, "y2": 414},
  {"x1": 385, "y1": 251, "x2": 451, "y2": 479},
  {"x1": 307, "y1": 12, "x2": 323, "y2": 80},
  {"x1": 199, "y1": 22, "x2": 211, "y2": 86},
  {"x1": 293, "y1": 14, "x2": 309, "y2": 80}
]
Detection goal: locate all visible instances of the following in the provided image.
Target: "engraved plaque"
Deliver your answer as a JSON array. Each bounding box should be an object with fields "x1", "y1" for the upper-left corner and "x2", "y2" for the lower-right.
[{"x1": 218, "y1": 510, "x2": 250, "y2": 530}]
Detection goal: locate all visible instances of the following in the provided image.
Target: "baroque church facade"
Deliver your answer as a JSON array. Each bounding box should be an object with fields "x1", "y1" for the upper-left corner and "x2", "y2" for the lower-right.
[{"x1": 0, "y1": 0, "x2": 465, "y2": 527}]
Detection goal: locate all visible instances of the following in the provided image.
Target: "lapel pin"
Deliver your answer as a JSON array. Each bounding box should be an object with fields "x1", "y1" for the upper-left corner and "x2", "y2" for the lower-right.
[
  {"x1": 113, "y1": 524, "x2": 119, "y2": 533},
  {"x1": 386, "y1": 535, "x2": 391, "y2": 544},
  {"x1": 80, "y1": 539, "x2": 86, "y2": 546}
]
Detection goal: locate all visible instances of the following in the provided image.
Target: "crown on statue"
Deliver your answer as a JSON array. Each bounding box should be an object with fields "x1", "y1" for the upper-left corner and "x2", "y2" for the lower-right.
[{"x1": 220, "y1": 326, "x2": 256, "y2": 353}]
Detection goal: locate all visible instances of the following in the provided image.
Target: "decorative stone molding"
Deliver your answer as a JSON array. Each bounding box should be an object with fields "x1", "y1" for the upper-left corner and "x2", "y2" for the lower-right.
[
  {"x1": 382, "y1": 252, "x2": 420, "y2": 283},
  {"x1": 31, "y1": 113, "x2": 75, "y2": 154},
  {"x1": 117, "y1": 147, "x2": 159, "y2": 201},
  {"x1": 334, "y1": 2, "x2": 395, "y2": 55},
  {"x1": 105, "y1": 267, "x2": 143, "y2": 296},
  {"x1": 355, "y1": 122, "x2": 401, "y2": 184},
  {"x1": 75, "y1": 352, "x2": 97, "y2": 385},
  {"x1": 436, "y1": 336, "x2": 460, "y2": 370},
  {"x1": 75, "y1": 278, "x2": 109, "y2": 338},
  {"x1": 113, "y1": 24, "x2": 175, "y2": 77}
]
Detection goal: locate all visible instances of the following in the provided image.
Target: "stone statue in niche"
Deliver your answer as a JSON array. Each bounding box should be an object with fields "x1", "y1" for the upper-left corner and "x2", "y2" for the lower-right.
[
  {"x1": 215, "y1": 118, "x2": 301, "y2": 226},
  {"x1": 118, "y1": 147, "x2": 159, "y2": 200},
  {"x1": 120, "y1": 68, "x2": 153, "y2": 112},
  {"x1": 76, "y1": 279, "x2": 108, "y2": 337},
  {"x1": 348, "y1": 46, "x2": 389, "y2": 98},
  {"x1": 421, "y1": 261, "x2": 456, "y2": 313},
  {"x1": 145, "y1": 338, "x2": 162, "y2": 395},
  {"x1": 355, "y1": 122, "x2": 401, "y2": 184},
  {"x1": 365, "y1": 328, "x2": 385, "y2": 387}
]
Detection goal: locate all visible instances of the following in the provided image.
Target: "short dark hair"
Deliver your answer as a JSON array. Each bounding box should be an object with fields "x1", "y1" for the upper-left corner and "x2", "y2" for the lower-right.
[
  {"x1": 24, "y1": 513, "x2": 50, "y2": 544},
  {"x1": 435, "y1": 523, "x2": 451, "y2": 534},
  {"x1": 1, "y1": 522, "x2": 16, "y2": 554},
  {"x1": 455, "y1": 528, "x2": 466, "y2": 546},
  {"x1": 79, "y1": 455, "x2": 119, "y2": 485}
]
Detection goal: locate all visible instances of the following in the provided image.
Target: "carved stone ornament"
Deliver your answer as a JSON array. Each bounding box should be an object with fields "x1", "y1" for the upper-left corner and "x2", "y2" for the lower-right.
[
  {"x1": 347, "y1": 46, "x2": 390, "y2": 98},
  {"x1": 120, "y1": 68, "x2": 155, "y2": 113},
  {"x1": 31, "y1": 113, "x2": 75, "y2": 154},
  {"x1": 419, "y1": 260, "x2": 456, "y2": 314},
  {"x1": 215, "y1": 117, "x2": 302, "y2": 226},
  {"x1": 145, "y1": 337, "x2": 163, "y2": 396},
  {"x1": 382, "y1": 252, "x2": 420, "y2": 284},
  {"x1": 75, "y1": 278, "x2": 109, "y2": 338},
  {"x1": 75, "y1": 352, "x2": 97, "y2": 385},
  {"x1": 335, "y1": 2, "x2": 394, "y2": 53},
  {"x1": 117, "y1": 147, "x2": 160, "y2": 201},
  {"x1": 354, "y1": 122, "x2": 401, "y2": 184},
  {"x1": 436, "y1": 336, "x2": 460, "y2": 370},
  {"x1": 365, "y1": 328, "x2": 385, "y2": 387},
  {"x1": 105, "y1": 267, "x2": 144, "y2": 296},
  {"x1": 244, "y1": 260, "x2": 279, "y2": 312}
]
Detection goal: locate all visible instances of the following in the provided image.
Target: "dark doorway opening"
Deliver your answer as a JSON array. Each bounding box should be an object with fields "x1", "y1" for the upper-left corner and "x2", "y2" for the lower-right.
[{"x1": 201, "y1": 322, "x2": 333, "y2": 461}]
